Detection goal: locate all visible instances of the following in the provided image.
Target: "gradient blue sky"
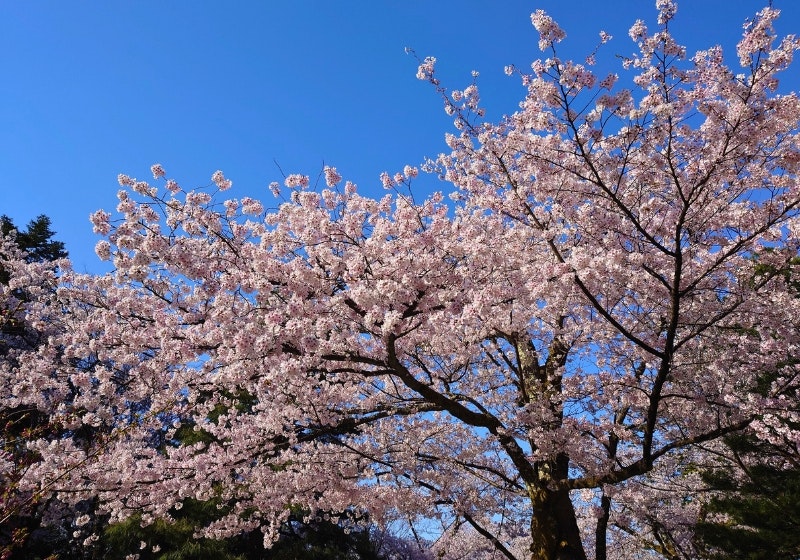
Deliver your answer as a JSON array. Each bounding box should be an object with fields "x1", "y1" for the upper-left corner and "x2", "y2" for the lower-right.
[{"x1": 2, "y1": 1, "x2": 799, "y2": 273}]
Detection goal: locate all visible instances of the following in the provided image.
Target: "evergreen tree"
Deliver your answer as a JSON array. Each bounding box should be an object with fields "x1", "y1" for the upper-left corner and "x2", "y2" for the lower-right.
[
  {"x1": 693, "y1": 259, "x2": 800, "y2": 559},
  {"x1": 0, "y1": 215, "x2": 67, "y2": 285},
  {"x1": 0, "y1": 215, "x2": 67, "y2": 263},
  {"x1": 693, "y1": 432, "x2": 800, "y2": 560},
  {"x1": 99, "y1": 505, "x2": 388, "y2": 560}
]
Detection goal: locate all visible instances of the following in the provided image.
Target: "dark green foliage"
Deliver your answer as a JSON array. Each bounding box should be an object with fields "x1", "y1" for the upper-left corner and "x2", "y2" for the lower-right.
[
  {"x1": 0, "y1": 214, "x2": 67, "y2": 265},
  {"x1": 97, "y1": 503, "x2": 386, "y2": 560},
  {"x1": 691, "y1": 256, "x2": 800, "y2": 559},
  {"x1": 265, "y1": 509, "x2": 385, "y2": 560},
  {"x1": 100, "y1": 500, "x2": 252, "y2": 560},
  {"x1": 694, "y1": 433, "x2": 800, "y2": 560}
]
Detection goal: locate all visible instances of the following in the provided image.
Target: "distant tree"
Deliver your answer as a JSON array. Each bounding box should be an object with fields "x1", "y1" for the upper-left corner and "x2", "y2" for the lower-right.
[
  {"x1": 99, "y1": 506, "x2": 407, "y2": 560},
  {"x1": 0, "y1": 215, "x2": 67, "y2": 284},
  {"x1": 260, "y1": 509, "x2": 387, "y2": 560},
  {"x1": 688, "y1": 257, "x2": 800, "y2": 560},
  {"x1": 693, "y1": 432, "x2": 800, "y2": 560},
  {"x1": 98, "y1": 499, "x2": 256, "y2": 560}
]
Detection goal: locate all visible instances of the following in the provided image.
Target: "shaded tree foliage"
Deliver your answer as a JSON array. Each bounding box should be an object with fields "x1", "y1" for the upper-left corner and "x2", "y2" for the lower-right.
[{"x1": 694, "y1": 433, "x2": 800, "y2": 560}]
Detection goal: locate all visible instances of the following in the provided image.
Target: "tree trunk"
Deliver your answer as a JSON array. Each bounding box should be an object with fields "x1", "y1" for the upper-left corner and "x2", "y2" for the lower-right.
[
  {"x1": 528, "y1": 482, "x2": 587, "y2": 560},
  {"x1": 595, "y1": 493, "x2": 612, "y2": 560}
]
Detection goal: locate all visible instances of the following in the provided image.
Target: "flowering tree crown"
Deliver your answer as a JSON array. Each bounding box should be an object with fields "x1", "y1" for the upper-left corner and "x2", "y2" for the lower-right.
[{"x1": 2, "y1": 2, "x2": 800, "y2": 559}]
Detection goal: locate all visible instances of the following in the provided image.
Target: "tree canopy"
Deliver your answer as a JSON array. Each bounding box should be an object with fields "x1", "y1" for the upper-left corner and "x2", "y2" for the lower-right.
[
  {"x1": 0, "y1": 215, "x2": 67, "y2": 264},
  {"x1": 2, "y1": 3, "x2": 800, "y2": 560}
]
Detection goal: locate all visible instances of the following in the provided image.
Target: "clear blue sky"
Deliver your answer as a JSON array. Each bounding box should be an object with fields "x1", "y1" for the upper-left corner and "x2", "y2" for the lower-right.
[{"x1": 2, "y1": 1, "x2": 798, "y2": 273}]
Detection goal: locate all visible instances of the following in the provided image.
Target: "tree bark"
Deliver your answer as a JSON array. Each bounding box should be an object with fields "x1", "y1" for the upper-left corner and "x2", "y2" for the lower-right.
[
  {"x1": 528, "y1": 455, "x2": 587, "y2": 560},
  {"x1": 595, "y1": 493, "x2": 612, "y2": 560},
  {"x1": 528, "y1": 485, "x2": 587, "y2": 560}
]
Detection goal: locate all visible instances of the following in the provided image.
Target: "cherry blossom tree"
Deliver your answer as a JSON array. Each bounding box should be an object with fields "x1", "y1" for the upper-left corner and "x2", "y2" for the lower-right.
[
  {"x1": 2, "y1": 2, "x2": 800, "y2": 560},
  {"x1": 0, "y1": 220, "x2": 72, "y2": 557}
]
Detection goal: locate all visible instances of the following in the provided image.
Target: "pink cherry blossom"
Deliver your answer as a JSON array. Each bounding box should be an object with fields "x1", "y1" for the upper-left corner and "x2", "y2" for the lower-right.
[
  {"x1": 150, "y1": 163, "x2": 166, "y2": 179},
  {"x1": 323, "y1": 165, "x2": 342, "y2": 187},
  {"x1": 211, "y1": 170, "x2": 232, "y2": 191},
  {"x1": 531, "y1": 10, "x2": 566, "y2": 51},
  {"x1": 284, "y1": 173, "x2": 310, "y2": 188}
]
